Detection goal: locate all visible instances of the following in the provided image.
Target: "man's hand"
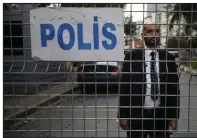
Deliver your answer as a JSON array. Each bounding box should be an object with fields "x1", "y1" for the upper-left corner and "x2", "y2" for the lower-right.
[
  {"x1": 168, "y1": 120, "x2": 177, "y2": 134},
  {"x1": 119, "y1": 119, "x2": 128, "y2": 130}
]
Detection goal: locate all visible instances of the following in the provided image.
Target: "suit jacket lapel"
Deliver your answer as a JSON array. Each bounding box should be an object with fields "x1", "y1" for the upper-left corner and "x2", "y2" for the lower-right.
[
  {"x1": 158, "y1": 50, "x2": 167, "y2": 94},
  {"x1": 158, "y1": 50, "x2": 167, "y2": 75},
  {"x1": 140, "y1": 49, "x2": 147, "y2": 95}
]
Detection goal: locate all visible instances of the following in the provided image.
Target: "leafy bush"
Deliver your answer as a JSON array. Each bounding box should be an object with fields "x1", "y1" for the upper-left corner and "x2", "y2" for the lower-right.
[
  {"x1": 192, "y1": 62, "x2": 197, "y2": 70},
  {"x1": 180, "y1": 56, "x2": 197, "y2": 70},
  {"x1": 180, "y1": 56, "x2": 190, "y2": 66}
]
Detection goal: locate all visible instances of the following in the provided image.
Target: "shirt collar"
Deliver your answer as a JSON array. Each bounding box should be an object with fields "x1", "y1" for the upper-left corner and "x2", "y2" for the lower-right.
[{"x1": 144, "y1": 44, "x2": 158, "y2": 56}]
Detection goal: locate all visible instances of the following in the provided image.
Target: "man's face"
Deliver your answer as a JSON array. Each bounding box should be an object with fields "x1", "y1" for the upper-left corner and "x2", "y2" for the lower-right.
[{"x1": 141, "y1": 25, "x2": 161, "y2": 48}]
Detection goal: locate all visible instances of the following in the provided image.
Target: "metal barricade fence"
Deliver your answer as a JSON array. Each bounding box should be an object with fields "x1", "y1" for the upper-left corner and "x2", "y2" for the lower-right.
[{"x1": 3, "y1": 3, "x2": 197, "y2": 138}]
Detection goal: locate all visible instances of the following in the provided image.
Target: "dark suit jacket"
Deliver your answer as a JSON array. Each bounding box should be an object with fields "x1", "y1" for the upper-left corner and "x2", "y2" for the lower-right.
[{"x1": 118, "y1": 49, "x2": 180, "y2": 121}]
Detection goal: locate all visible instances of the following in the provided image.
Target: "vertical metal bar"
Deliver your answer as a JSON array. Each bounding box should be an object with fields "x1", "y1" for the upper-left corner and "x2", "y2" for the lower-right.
[
  {"x1": 93, "y1": 3, "x2": 98, "y2": 132},
  {"x1": 95, "y1": 62, "x2": 97, "y2": 138},
  {"x1": 188, "y1": 4, "x2": 194, "y2": 132},
  {"x1": 81, "y1": 5, "x2": 86, "y2": 138},
  {"x1": 107, "y1": 5, "x2": 111, "y2": 137},
  {"x1": 117, "y1": 5, "x2": 122, "y2": 137},
  {"x1": 69, "y1": 61, "x2": 74, "y2": 137},
  {"x1": 72, "y1": 62, "x2": 75, "y2": 138},
  {"x1": 13, "y1": 83, "x2": 16, "y2": 133},
  {"x1": 58, "y1": 61, "x2": 62, "y2": 138},
  {"x1": 63, "y1": 61, "x2": 68, "y2": 137},
  {"x1": 93, "y1": 62, "x2": 97, "y2": 137},
  {"x1": 142, "y1": 3, "x2": 145, "y2": 137},
  {"x1": 155, "y1": 4, "x2": 158, "y2": 137},
  {"x1": 177, "y1": 3, "x2": 182, "y2": 134},
  {"x1": 188, "y1": 75, "x2": 192, "y2": 132},
  {"x1": 129, "y1": 3, "x2": 133, "y2": 137},
  {"x1": 36, "y1": 71, "x2": 39, "y2": 136},
  {"x1": 33, "y1": 58, "x2": 38, "y2": 135},
  {"x1": 94, "y1": 4, "x2": 98, "y2": 136},
  {"x1": 46, "y1": 61, "x2": 51, "y2": 137},
  {"x1": 177, "y1": 4, "x2": 181, "y2": 77},
  {"x1": 153, "y1": 4, "x2": 158, "y2": 137},
  {"x1": 165, "y1": 4, "x2": 170, "y2": 138},
  {"x1": 9, "y1": 9, "x2": 14, "y2": 62},
  {"x1": 83, "y1": 61, "x2": 86, "y2": 137},
  {"x1": 21, "y1": 4, "x2": 28, "y2": 136},
  {"x1": 117, "y1": 63, "x2": 120, "y2": 135},
  {"x1": 9, "y1": 11, "x2": 16, "y2": 134},
  {"x1": 24, "y1": 82, "x2": 28, "y2": 133},
  {"x1": 107, "y1": 61, "x2": 109, "y2": 138}
]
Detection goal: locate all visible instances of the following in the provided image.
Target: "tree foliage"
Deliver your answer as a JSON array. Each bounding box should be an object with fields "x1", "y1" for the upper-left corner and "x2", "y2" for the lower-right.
[
  {"x1": 167, "y1": 37, "x2": 187, "y2": 49},
  {"x1": 167, "y1": 36, "x2": 197, "y2": 49},
  {"x1": 164, "y1": 4, "x2": 197, "y2": 49},
  {"x1": 124, "y1": 17, "x2": 137, "y2": 36},
  {"x1": 167, "y1": 4, "x2": 197, "y2": 35}
]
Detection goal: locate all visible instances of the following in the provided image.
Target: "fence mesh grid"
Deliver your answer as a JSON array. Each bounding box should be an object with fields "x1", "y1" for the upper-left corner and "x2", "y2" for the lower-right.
[{"x1": 3, "y1": 3, "x2": 197, "y2": 138}]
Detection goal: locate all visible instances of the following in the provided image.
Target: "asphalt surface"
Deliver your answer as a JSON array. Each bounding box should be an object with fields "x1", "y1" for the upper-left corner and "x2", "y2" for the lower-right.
[{"x1": 5, "y1": 74, "x2": 197, "y2": 138}]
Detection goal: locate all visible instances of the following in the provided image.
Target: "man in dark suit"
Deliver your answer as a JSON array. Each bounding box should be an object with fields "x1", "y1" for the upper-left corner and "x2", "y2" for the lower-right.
[{"x1": 118, "y1": 25, "x2": 180, "y2": 138}]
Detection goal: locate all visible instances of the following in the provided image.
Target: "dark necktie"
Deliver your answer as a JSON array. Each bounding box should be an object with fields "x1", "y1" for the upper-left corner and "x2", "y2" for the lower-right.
[{"x1": 150, "y1": 52, "x2": 159, "y2": 101}]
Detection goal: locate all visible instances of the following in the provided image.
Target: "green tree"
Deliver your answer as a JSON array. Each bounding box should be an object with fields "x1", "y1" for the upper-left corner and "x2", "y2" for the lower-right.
[
  {"x1": 167, "y1": 4, "x2": 197, "y2": 34},
  {"x1": 124, "y1": 16, "x2": 137, "y2": 36},
  {"x1": 167, "y1": 36, "x2": 187, "y2": 49},
  {"x1": 168, "y1": 4, "x2": 197, "y2": 47}
]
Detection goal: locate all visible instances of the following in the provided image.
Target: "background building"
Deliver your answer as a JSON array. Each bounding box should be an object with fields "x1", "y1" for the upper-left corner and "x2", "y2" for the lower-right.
[
  {"x1": 3, "y1": 4, "x2": 67, "y2": 95},
  {"x1": 146, "y1": 4, "x2": 167, "y2": 16}
]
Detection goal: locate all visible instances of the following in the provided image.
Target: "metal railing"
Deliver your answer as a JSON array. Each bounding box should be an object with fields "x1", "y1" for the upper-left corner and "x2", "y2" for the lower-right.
[{"x1": 3, "y1": 3, "x2": 197, "y2": 138}]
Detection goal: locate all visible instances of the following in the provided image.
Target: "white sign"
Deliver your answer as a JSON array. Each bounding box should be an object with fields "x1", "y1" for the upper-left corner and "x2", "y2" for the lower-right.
[{"x1": 30, "y1": 8, "x2": 124, "y2": 61}]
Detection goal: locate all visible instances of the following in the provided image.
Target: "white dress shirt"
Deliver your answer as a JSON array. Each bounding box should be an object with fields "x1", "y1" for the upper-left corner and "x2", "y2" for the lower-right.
[{"x1": 143, "y1": 45, "x2": 160, "y2": 109}]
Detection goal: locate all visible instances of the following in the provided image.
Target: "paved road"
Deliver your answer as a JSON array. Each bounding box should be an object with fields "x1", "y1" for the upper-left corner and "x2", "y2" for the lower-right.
[{"x1": 6, "y1": 74, "x2": 197, "y2": 137}]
